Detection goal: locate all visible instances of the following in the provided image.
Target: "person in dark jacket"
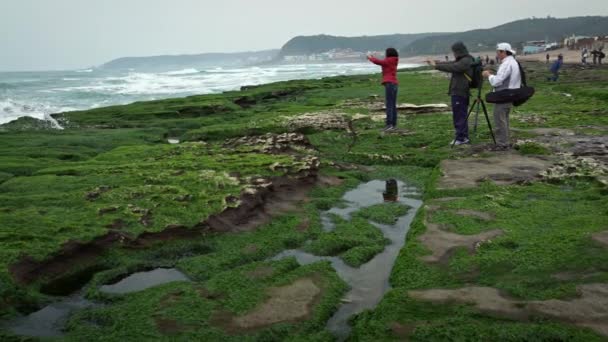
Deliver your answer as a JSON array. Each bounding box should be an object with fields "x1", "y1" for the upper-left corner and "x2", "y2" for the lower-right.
[
  {"x1": 368, "y1": 48, "x2": 399, "y2": 131},
  {"x1": 591, "y1": 50, "x2": 599, "y2": 65},
  {"x1": 547, "y1": 54, "x2": 563, "y2": 81},
  {"x1": 426, "y1": 41, "x2": 474, "y2": 145}
]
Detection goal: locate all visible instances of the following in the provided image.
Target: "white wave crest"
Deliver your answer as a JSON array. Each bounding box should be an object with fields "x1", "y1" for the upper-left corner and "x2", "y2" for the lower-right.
[
  {"x1": 0, "y1": 98, "x2": 68, "y2": 128},
  {"x1": 163, "y1": 68, "x2": 199, "y2": 76}
]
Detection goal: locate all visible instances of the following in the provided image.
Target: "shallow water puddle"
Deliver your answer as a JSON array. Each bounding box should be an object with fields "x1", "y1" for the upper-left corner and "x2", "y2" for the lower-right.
[
  {"x1": 272, "y1": 180, "x2": 422, "y2": 339},
  {"x1": 6, "y1": 268, "x2": 189, "y2": 337},
  {"x1": 99, "y1": 268, "x2": 190, "y2": 294},
  {"x1": 7, "y1": 293, "x2": 93, "y2": 338}
]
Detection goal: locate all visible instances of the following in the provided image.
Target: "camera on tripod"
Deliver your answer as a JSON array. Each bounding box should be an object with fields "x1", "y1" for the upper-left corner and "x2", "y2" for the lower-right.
[{"x1": 451, "y1": 57, "x2": 497, "y2": 148}]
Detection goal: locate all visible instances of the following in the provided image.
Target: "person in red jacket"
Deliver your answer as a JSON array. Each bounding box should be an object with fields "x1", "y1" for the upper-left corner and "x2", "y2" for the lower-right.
[{"x1": 368, "y1": 48, "x2": 399, "y2": 131}]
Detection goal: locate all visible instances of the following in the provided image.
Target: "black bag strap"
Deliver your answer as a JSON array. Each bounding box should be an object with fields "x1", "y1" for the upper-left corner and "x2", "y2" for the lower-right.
[{"x1": 516, "y1": 60, "x2": 527, "y2": 87}]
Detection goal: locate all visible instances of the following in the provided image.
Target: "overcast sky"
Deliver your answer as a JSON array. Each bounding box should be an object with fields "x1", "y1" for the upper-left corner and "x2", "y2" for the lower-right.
[{"x1": 1, "y1": 0, "x2": 606, "y2": 71}]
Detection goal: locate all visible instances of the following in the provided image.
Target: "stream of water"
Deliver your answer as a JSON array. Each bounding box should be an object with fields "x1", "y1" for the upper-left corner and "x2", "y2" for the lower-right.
[
  {"x1": 272, "y1": 180, "x2": 422, "y2": 339},
  {"x1": 5, "y1": 180, "x2": 421, "y2": 339}
]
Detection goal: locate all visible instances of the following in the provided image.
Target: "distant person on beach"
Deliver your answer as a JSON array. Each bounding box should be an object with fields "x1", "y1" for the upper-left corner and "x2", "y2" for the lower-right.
[
  {"x1": 582, "y1": 48, "x2": 588, "y2": 65},
  {"x1": 599, "y1": 49, "x2": 606, "y2": 65},
  {"x1": 546, "y1": 53, "x2": 550, "y2": 63},
  {"x1": 426, "y1": 42, "x2": 473, "y2": 145},
  {"x1": 592, "y1": 49, "x2": 599, "y2": 64},
  {"x1": 482, "y1": 42, "x2": 521, "y2": 151},
  {"x1": 485, "y1": 55, "x2": 490, "y2": 65},
  {"x1": 368, "y1": 48, "x2": 399, "y2": 131},
  {"x1": 445, "y1": 55, "x2": 449, "y2": 62},
  {"x1": 547, "y1": 54, "x2": 563, "y2": 82}
]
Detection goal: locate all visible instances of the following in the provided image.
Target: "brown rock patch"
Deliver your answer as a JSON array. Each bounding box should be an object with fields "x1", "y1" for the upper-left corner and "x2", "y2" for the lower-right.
[
  {"x1": 246, "y1": 266, "x2": 275, "y2": 280},
  {"x1": 418, "y1": 206, "x2": 503, "y2": 264},
  {"x1": 242, "y1": 244, "x2": 259, "y2": 255},
  {"x1": 154, "y1": 317, "x2": 195, "y2": 335},
  {"x1": 592, "y1": 231, "x2": 608, "y2": 247},
  {"x1": 409, "y1": 283, "x2": 608, "y2": 337},
  {"x1": 317, "y1": 175, "x2": 345, "y2": 187},
  {"x1": 454, "y1": 209, "x2": 495, "y2": 221},
  {"x1": 234, "y1": 278, "x2": 321, "y2": 328},
  {"x1": 389, "y1": 322, "x2": 416, "y2": 339},
  {"x1": 432, "y1": 197, "x2": 465, "y2": 203},
  {"x1": 213, "y1": 277, "x2": 323, "y2": 333},
  {"x1": 296, "y1": 218, "x2": 311, "y2": 232},
  {"x1": 409, "y1": 287, "x2": 527, "y2": 320},
  {"x1": 438, "y1": 154, "x2": 553, "y2": 189},
  {"x1": 552, "y1": 270, "x2": 603, "y2": 281}
]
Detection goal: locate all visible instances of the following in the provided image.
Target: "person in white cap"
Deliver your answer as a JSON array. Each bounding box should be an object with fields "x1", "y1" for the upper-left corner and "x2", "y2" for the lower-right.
[{"x1": 482, "y1": 42, "x2": 521, "y2": 150}]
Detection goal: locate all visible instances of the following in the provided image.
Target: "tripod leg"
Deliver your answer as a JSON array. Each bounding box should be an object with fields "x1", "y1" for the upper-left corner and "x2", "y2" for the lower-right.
[
  {"x1": 480, "y1": 100, "x2": 497, "y2": 145},
  {"x1": 473, "y1": 101, "x2": 481, "y2": 132}
]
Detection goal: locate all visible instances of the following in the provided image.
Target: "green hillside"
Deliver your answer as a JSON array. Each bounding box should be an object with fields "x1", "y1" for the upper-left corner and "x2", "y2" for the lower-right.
[
  {"x1": 402, "y1": 16, "x2": 608, "y2": 55},
  {"x1": 279, "y1": 33, "x2": 445, "y2": 56}
]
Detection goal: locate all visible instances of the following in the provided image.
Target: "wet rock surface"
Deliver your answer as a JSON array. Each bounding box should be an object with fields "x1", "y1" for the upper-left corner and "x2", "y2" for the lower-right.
[
  {"x1": 284, "y1": 111, "x2": 355, "y2": 132},
  {"x1": 224, "y1": 132, "x2": 316, "y2": 154},
  {"x1": 540, "y1": 153, "x2": 608, "y2": 183},
  {"x1": 341, "y1": 99, "x2": 449, "y2": 114},
  {"x1": 438, "y1": 154, "x2": 553, "y2": 189}
]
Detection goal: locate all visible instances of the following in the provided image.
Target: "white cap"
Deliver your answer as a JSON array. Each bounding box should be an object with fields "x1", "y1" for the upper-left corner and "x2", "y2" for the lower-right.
[{"x1": 496, "y1": 42, "x2": 516, "y2": 55}]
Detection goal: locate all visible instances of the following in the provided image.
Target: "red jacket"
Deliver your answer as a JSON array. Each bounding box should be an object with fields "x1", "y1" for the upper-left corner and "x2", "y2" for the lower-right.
[{"x1": 368, "y1": 56, "x2": 399, "y2": 84}]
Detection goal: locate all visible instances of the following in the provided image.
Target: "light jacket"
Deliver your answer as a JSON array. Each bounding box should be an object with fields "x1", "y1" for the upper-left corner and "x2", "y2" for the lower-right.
[{"x1": 368, "y1": 56, "x2": 399, "y2": 85}]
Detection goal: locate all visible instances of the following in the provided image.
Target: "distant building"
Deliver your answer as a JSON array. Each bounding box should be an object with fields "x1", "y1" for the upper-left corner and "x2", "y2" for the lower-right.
[
  {"x1": 282, "y1": 48, "x2": 366, "y2": 63},
  {"x1": 283, "y1": 55, "x2": 308, "y2": 62},
  {"x1": 523, "y1": 40, "x2": 562, "y2": 54},
  {"x1": 564, "y1": 35, "x2": 598, "y2": 50}
]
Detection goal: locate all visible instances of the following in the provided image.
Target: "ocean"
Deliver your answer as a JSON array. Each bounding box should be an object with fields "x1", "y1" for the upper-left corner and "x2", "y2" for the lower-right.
[{"x1": 0, "y1": 62, "x2": 418, "y2": 126}]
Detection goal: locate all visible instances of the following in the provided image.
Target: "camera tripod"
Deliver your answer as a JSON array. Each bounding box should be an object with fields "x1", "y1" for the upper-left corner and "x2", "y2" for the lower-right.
[{"x1": 451, "y1": 79, "x2": 496, "y2": 148}]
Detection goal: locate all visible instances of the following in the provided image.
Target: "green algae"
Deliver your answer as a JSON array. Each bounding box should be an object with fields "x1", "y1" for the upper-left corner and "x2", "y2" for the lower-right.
[{"x1": 1, "y1": 62, "x2": 608, "y2": 340}]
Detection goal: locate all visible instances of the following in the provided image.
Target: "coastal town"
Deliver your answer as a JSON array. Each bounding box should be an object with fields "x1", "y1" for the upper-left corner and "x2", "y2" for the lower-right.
[{"x1": 281, "y1": 34, "x2": 608, "y2": 63}]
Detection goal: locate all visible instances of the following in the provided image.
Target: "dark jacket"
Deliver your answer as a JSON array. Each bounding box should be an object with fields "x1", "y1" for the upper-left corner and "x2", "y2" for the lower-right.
[
  {"x1": 550, "y1": 59, "x2": 563, "y2": 73},
  {"x1": 434, "y1": 42, "x2": 473, "y2": 97}
]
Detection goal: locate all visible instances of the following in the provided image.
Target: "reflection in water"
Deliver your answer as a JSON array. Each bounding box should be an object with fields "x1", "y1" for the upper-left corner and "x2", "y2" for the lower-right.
[
  {"x1": 383, "y1": 179, "x2": 398, "y2": 202},
  {"x1": 271, "y1": 180, "x2": 422, "y2": 340}
]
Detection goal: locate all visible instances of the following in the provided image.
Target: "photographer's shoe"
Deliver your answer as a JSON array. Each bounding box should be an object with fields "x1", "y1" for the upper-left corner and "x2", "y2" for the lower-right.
[
  {"x1": 450, "y1": 138, "x2": 470, "y2": 146},
  {"x1": 385, "y1": 126, "x2": 396, "y2": 131}
]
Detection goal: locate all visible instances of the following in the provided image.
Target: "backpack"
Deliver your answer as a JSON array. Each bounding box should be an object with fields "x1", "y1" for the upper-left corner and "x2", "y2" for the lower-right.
[{"x1": 465, "y1": 56, "x2": 483, "y2": 89}]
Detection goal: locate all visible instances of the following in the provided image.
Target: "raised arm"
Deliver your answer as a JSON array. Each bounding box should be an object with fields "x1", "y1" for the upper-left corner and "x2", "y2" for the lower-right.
[
  {"x1": 368, "y1": 56, "x2": 389, "y2": 66},
  {"x1": 434, "y1": 57, "x2": 470, "y2": 73}
]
